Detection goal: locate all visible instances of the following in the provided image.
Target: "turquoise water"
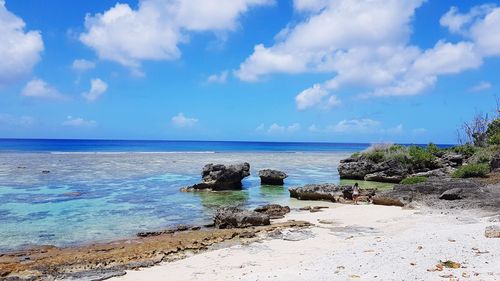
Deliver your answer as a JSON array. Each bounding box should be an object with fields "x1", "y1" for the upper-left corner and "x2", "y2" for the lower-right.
[{"x1": 0, "y1": 151, "x2": 359, "y2": 252}]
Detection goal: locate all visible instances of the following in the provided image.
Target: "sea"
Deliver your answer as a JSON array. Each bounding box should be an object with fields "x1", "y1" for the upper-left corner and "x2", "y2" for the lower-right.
[{"x1": 0, "y1": 139, "x2": 421, "y2": 252}]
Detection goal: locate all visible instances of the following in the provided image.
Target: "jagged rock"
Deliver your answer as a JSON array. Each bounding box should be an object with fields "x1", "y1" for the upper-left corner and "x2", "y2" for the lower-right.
[
  {"x1": 259, "y1": 169, "x2": 288, "y2": 185},
  {"x1": 491, "y1": 153, "x2": 500, "y2": 172},
  {"x1": 364, "y1": 171, "x2": 406, "y2": 183},
  {"x1": 337, "y1": 159, "x2": 380, "y2": 180},
  {"x1": 485, "y1": 225, "x2": 500, "y2": 238},
  {"x1": 214, "y1": 207, "x2": 270, "y2": 229},
  {"x1": 182, "y1": 162, "x2": 250, "y2": 191},
  {"x1": 441, "y1": 152, "x2": 465, "y2": 167},
  {"x1": 254, "y1": 204, "x2": 290, "y2": 219},
  {"x1": 289, "y1": 184, "x2": 344, "y2": 202},
  {"x1": 411, "y1": 167, "x2": 455, "y2": 178},
  {"x1": 439, "y1": 188, "x2": 465, "y2": 200}
]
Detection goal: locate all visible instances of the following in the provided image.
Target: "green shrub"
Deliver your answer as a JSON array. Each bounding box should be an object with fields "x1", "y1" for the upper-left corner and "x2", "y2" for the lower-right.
[
  {"x1": 409, "y1": 146, "x2": 436, "y2": 168},
  {"x1": 351, "y1": 152, "x2": 361, "y2": 158},
  {"x1": 400, "y1": 176, "x2": 428, "y2": 184},
  {"x1": 427, "y1": 143, "x2": 444, "y2": 157},
  {"x1": 486, "y1": 118, "x2": 500, "y2": 145},
  {"x1": 365, "y1": 150, "x2": 385, "y2": 163},
  {"x1": 452, "y1": 163, "x2": 490, "y2": 178},
  {"x1": 452, "y1": 144, "x2": 477, "y2": 158},
  {"x1": 469, "y1": 147, "x2": 494, "y2": 164}
]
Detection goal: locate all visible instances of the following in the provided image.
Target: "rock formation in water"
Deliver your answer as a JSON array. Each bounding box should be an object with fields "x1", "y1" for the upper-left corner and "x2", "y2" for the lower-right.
[
  {"x1": 259, "y1": 169, "x2": 288, "y2": 185},
  {"x1": 182, "y1": 162, "x2": 250, "y2": 191},
  {"x1": 214, "y1": 207, "x2": 270, "y2": 228}
]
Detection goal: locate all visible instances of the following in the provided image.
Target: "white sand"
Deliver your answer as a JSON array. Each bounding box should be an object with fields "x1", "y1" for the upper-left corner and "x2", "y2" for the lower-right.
[{"x1": 113, "y1": 203, "x2": 500, "y2": 281}]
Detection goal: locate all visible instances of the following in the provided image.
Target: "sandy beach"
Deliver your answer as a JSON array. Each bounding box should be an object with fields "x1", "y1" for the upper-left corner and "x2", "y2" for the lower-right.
[{"x1": 113, "y1": 203, "x2": 500, "y2": 281}]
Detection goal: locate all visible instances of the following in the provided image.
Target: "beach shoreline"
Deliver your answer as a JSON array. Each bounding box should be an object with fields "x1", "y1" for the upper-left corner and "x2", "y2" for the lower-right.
[{"x1": 111, "y1": 203, "x2": 500, "y2": 281}]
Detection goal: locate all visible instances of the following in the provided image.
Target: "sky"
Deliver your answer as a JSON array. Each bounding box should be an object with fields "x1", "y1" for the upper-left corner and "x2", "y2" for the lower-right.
[{"x1": 0, "y1": 0, "x2": 498, "y2": 144}]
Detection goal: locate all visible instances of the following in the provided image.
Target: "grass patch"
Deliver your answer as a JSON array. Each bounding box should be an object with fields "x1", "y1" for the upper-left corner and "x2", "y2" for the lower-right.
[
  {"x1": 400, "y1": 176, "x2": 428, "y2": 185},
  {"x1": 452, "y1": 163, "x2": 490, "y2": 178}
]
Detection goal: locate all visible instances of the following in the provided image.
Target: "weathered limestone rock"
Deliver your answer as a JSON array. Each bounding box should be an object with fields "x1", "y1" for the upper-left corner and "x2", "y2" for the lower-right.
[
  {"x1": 254, "y1": 204, "x2": 290, "y2": 219},
  {"x1": 182, "y1": 162, "x2": 250, "y2": 191},
  {"x1": 214, "y1": 207, "x2": 270, "y2": 229},
  {"x1": 259, "y1": 169, "x2": 288, "y2": 185}
]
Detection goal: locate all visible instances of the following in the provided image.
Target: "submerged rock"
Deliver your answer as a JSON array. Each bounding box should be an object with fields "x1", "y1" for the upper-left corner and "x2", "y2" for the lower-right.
[
  {"x1": 254, "y1": 204, "x2": 290, "y2": 219},
  {"x1": 182, "y1": 162, "x2": 250, "y2": 191},
  {"x1": 214, "y1": 207, "x2": 270, "y2": 229},
  {"x1": 259, "y1": 169, "x2": 288, "y2": 185}
]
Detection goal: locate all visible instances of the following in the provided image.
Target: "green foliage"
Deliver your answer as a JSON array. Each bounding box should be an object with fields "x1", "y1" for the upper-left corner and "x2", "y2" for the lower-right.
[
  {"x1": 365, "y1": 150, "x2": 385, "y2": 163},
  {"x1": 452, "y1": 163, "x2": 490, "y2": 178},
  {"x1": 400, "y1": 176, "x2": 428, "y2": 185},
  {"x1": 486, "y1": 118, "x2": 500, "y2": 145},
  {"x1": 451, "y1": 144, "x2": 478, "y2": 158},
  {"x1": 350, "y1": 152, "x2": 361, "y2": 158},
  {"x1": 408, "y1": 146, "x2": 436, "y2": 168},
  {"x1": 469, "y1": 146, "x2": 497, "y2": 164},
  {"x1": 427, "y1": 143, "x2": 444, "y2": 157}
]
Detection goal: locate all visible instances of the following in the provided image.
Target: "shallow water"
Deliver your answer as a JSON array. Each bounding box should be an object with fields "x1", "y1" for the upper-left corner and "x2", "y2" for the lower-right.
[{"x1": 0, "y1": 151, "x2": 392, "y2": 252}]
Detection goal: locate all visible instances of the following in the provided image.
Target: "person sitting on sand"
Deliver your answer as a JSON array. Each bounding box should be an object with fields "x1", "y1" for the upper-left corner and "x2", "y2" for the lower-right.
[{"x1": 352, "y1": 183, "x2": 360, "y2": 205}]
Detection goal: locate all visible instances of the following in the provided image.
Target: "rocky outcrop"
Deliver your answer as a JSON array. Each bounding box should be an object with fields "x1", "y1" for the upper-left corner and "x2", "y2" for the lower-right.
[
  {"x1": 182, "y1": 162, "x2": 250, "y2": 191},
  {"x1": 289, "y1": 184, "x2": 345, "y2": 202},
  {"x1": 214, "y1": 207, "x2": 270, "y2": 229},
  {"x1": 491, "y1": 153, "x2": 500, "y2": 172},
  {"x1": 373, "y1": 178, "x2": 500, "y2": 212},
  {"x1": 289, "y1": 184, "x2": 375, "y2": 202},
  {"x1": 259, "y1": 169, "x2": 287, "y2": 185},
  {"x1": 338, "y1": 152, "x2": 466, "y2": 183},
  {"x1": 254, "y1": 204, "x2": 290, "y2": 219}
]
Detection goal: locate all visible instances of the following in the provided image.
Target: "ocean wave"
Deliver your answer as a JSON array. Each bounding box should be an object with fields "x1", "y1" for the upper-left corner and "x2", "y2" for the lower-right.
[{"x1": 49, "y1": 151, "x2": 217, "y2": 155}]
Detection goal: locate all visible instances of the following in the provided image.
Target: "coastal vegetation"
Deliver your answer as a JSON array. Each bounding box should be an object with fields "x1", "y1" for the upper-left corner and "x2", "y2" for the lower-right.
[
  {"x1": 452, "y1": 163, "x2": 490, "y2": 178},
  {"x1": 400, "y1": 176, "x2": 428, "y2": 185}
]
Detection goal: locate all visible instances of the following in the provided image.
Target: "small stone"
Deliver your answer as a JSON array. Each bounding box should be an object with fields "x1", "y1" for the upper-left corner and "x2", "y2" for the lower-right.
[{"x1": 484, "y1": 225, "x2": 500, "y2": 238}]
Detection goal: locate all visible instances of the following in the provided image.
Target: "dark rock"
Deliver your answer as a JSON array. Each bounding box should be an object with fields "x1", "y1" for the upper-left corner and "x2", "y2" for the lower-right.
[
  {"x1": 214, "y1": 207, "x2": 270, "y2": 229},
  {"x1": 337, "y1": 159, "x2": 380, "y2": 180},
  {"x1": 182, "y1": 162, "x2": 250, "y2": 191},
  {"x1": 491, "y1": 153, "x2": 500, "y2": 172},
  {"x1": 259, "y1": 169, "x2": 287, "y2": 185},
  {"x1": 42, "y1": 170, "x2": 50, "y2": 174},
  {"x1": 238, "y1": 231, "x2": 256, "y2": 238},
  {"x1": 191, "y1": 226, "x2": 201, "y2": 230},
  {"x1": 176, "y1": 225, "x2": 190, "y2": 231},
  {"x1": 254, "y1": 204, "x2": 290, "y2": 219},
  {"x1": 374, "y1": 178, "x2": 500, "y2": 212},
  {"x1": 439, "y1": 188, "x2": 465, "y2": 200},
  {"x1": 289, "y1": 184, "x2": 344, "y2": 202},
  {"x1": 441, "y1": 152, "x2": 465, "y2": 167},
  {"x1": 290, "y1": 184, "x2": 376, "y2": 202}
]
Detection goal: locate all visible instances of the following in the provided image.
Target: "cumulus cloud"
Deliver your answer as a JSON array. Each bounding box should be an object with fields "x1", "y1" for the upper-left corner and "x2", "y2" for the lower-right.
[
  {"x1": 82, "y1": 78, "x2": 108, "y2": 102},
  {"x1": 80, "y1": 0, "x2": 272, "y2": 72},
  {"x1": 468, "y1": 81, "x2": 492, "y2": 92},
  {"x1": 207, "y1": 71, "x2": 228, "y2": 83},
  {"x1": 0, "y1": 0, "x2": 44, "y2": 86},
  {"x1": 72, "y1": 59, "x2": 96, "y2": 72},
  {"x1": 257, "y1": 123, "x2": 301, "y2": 133},
  {"x1": 21, "y1": 79, "x2": 65, "y2": 100},
  {"x1": 171, "y1": 112, "x2": 198, "y2": 128},
  {"x1": 328, "y1": 119, "x2": 380, "y2": 133},
  {"x1": 62, "y1": 116, "x2": 96, "y2": 127},
  {"x1": 235, "y1": 1, "x2": 500, "y2": 108}
]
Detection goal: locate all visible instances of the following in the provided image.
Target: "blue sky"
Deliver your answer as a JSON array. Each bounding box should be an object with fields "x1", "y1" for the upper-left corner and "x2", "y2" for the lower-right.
[{"x1": 0, "y1": 0, "x2": 498, "y2": 144}]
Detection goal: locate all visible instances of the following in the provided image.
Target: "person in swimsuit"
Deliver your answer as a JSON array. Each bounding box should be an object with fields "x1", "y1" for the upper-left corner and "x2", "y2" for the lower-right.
[{"x1": 352, "y1": 183, "x2": 360, "y2": 205}]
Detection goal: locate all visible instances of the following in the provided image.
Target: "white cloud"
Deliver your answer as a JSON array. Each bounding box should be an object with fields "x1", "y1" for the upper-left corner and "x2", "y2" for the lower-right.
[
  {"x1": 82, "y1": 78, "x2": 108, "y2": 102},
  {"x1": 171, "y1": 112, "x2": 198, "y2": 128},
  {"x1": 72, "y1": 59, "x2": 96, "y2": 72},
  {"x1": 327, "y1": 119, "x2": 380, "y2": 133},
  {"x1": 385, "y1": 124, "x2": 404, "y2": 135},
  {"x1": 80, "y1": 0, "x2": 272, "y2": 72},
  {"x1": 21, "y1": 79, "x2": 65, "y2": 100},
  {"x1": 62, "y1": 116, "x2": 96, "y2": 127},
  {"x1": 207, "y1": 71, "x2": 228, "y2": 83},
  {"x1": 0, "y1": 0, "x2": 44, "y2": 86},
  {"x1": 259, "y1": 123, "x2": 301, "y2": 133},
  {"x1": 295, "y1": 84, "x2": 340, "y2": 110},
  {"x1": 236, "y1": 1, "x2": 500, "y2": 105},
  {"x1": 468, "y1": 81, "x2": 492, "y2": 92}
]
